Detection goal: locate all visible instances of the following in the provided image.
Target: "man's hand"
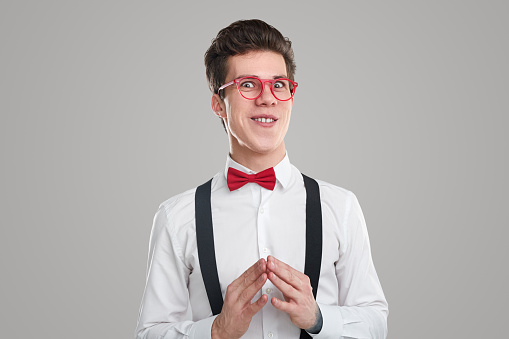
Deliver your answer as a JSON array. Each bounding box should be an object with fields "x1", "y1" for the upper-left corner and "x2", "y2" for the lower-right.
[
  {"x1": 211, "y1": 258, "x2": 268, "y2": 339},
  {"x1": 266, "y1": 255, "x2": 320, "y2": 331}
]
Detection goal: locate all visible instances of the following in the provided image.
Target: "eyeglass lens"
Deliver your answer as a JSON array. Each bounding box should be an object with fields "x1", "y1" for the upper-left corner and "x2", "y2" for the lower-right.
[{"x1": 238, "y1": 77, "x2": 294, "y2": 100}]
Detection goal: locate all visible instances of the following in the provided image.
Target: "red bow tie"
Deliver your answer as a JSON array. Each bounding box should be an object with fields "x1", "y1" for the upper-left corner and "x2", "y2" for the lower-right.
[{"x1": 227, "y1": 167, "x2": 276, "y2": 191}]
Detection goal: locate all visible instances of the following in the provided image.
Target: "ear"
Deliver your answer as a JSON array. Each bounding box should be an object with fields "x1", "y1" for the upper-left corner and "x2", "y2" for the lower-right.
[{"x1": 211, "y1": 94, "x2": 227, "y2": 118}]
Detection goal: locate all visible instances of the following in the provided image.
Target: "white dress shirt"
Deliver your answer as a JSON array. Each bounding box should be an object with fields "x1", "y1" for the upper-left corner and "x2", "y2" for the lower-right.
[{"x1": 135, "y1": 154, "x2": 388, "y2": 338}]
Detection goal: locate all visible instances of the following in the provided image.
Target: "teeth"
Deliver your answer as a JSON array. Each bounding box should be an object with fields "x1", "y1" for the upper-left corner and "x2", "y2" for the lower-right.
[{"x1": 254, "y1": 118, "x2": 274, "y2": 123}]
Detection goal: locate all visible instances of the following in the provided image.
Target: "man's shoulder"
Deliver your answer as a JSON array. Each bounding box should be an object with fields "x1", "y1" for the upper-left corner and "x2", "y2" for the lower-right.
[
  {"x1": 303, "y1": 177, "x2": 361, "y2": 227},
  {"x1": 158, "y1": 186, "x2": 197, "y2": 214},
  {"x1": 157, "y1": 172, "x2": 223, "y2": 216},
  {"x1": 307, "y1": 176, "x2": 354, "y2": 201},
  {"x1": 289, "y1": 164, "x2": 355, "y2": 205},
  {"x1": 306, "y1": 176, "x2": 356, "y2": 210}
]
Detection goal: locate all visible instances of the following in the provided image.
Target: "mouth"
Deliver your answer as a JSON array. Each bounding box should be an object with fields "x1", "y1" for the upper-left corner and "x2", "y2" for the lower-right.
[
  {"x1": 251, "y1": 115, "x2": 278, "y2": 124},
  {"x1": 252, "y1": 117, "x2": 276, "y2": 123}
]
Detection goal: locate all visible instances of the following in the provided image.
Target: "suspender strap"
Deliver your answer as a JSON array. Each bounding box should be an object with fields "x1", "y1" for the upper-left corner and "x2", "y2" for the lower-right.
[
  {"x1": 195, "y1": 179, "x2": 223, "y2": 315},
  {"x1": 300, "y1": 174, "x2": 323, "y2": 338},
  {"x1": 302, "y1": 174, "x2": 322, "y2": 299},
  {"x1": 195, "y1": 174, "x2": 323, "y2": 337}
]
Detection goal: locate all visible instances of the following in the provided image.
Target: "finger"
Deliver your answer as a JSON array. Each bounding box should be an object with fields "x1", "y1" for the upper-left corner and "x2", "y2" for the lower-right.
[
  {"x1": 230, "y1": 258, "x2": 266, "y2": 291},
  {"x1": 267, "y1": 271, "x2": 300, "y2": 301},
  {"x1": 239, "y1": 259, "x2": 267, "y2": 292},
  {"x1": 238, "y1": 272, "x2": 267, "y2": 304},
  {"x1": 271, "y1": 296, "x2": 295, "y2": 314},
  {"x1": 267, "y1": 256, "x2": 306, "y2": 279},
  {"x1": 244, "y1": 294, "x2": 268, "y2": 318},
  {"x1": 267, "y1": 256, "x2": 305, "y2": 290}
]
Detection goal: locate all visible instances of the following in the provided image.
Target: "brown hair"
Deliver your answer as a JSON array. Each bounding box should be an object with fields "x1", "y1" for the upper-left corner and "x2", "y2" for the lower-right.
[{"x1": 205, "y1": 19, "x2": 296, "y2": 99}]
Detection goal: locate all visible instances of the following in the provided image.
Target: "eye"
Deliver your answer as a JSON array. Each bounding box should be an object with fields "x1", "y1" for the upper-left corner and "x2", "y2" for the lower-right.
[
  {"x1": 273, "y1": 80, "x2": 290, "y2": 91},
  {"x1": 273, "y1": 81, "x2": 285, "y2": 88},
  {"x1": 240, "y1": 81, "x2": 256, "y2": 88}
]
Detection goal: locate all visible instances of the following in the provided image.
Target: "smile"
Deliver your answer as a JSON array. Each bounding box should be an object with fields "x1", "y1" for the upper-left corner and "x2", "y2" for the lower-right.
[{"x1": 252, "y1": 118, "x2": 276, "y2": 123}]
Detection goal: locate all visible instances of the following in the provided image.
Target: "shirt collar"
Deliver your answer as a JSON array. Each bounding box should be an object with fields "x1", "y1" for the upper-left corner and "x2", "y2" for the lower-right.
[{"x1": 224, "y1": 153, "x2": 292, "y2": 189}]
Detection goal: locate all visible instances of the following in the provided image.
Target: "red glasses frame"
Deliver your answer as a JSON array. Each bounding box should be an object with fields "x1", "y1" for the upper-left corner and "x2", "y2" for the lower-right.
[{"x1": 218, "y1": 76, "x2": 298, "y2": 101}]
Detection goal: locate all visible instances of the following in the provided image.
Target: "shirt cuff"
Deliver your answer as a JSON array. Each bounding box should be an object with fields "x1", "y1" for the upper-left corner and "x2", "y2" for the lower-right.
[
  {"x1": 188, "y1": 315, "x2": 218, "y2": 339},
  {"x1": 307, "y1": 303, "x2": 344, "y2": 338}
]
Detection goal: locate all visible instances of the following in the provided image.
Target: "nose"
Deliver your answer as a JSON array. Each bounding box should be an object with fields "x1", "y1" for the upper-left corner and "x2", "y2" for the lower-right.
[{"x1": 255, "y1": 81, "x2": 277, "y2": 106}]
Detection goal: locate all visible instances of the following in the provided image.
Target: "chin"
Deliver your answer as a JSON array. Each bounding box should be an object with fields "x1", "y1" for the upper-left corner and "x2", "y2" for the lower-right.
[{"x1": 250, "y1": 141, "x2": 283, "y2": 155}]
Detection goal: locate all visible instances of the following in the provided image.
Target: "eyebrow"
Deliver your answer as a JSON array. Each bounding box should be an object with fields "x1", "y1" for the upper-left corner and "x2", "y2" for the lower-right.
[{"x1": 235, "y1": 74, "x2": 288, "y2": 79}]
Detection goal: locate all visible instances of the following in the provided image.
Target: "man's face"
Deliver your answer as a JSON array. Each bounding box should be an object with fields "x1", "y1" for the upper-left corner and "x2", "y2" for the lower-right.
[{"x1": 213, "y1": 51, "x2": 293, "y2": 161}]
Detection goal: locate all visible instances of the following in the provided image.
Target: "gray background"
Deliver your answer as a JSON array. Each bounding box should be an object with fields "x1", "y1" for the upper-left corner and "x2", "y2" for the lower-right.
[{"x1": 1, "y1": 1, "x2": 507, "y2": 338}]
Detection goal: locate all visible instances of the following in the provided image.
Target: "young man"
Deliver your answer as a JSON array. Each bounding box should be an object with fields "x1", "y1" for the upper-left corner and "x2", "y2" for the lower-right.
[{"x1": 135, "y1": 20, "x2": 388, "y2": 339}]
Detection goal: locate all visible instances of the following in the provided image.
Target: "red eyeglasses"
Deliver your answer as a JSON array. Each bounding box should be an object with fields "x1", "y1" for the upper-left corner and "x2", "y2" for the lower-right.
[{"x1": 218, "y1": 76, "x2": 298, "y2": 101}]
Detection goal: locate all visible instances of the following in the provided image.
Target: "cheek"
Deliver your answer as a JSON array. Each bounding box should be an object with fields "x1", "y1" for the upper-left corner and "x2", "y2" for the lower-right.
[
  {"x1": 282, "y1": 107, "x2": 292, "y2": 122},
  {"x1": 227, "y1": 110, "x2": 240, "y2": 127},
  {"x1": 225, "y1": 109, "x2": 245, "y2": 135}
]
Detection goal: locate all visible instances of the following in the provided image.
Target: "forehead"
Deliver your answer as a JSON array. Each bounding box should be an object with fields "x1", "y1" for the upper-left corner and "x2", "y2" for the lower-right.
[{"x1": 225, "y1": 51, "x2": 287, "y2": 80}]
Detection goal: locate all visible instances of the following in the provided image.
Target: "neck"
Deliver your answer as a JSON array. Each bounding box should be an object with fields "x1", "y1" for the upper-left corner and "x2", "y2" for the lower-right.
[{"x1": 230, "y1": 144, "x2": 286, "y2": 172}]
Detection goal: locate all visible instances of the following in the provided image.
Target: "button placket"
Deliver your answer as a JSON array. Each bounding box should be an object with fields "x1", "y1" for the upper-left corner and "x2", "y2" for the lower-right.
[
  {"x1": 258, "y1": 188, "x2": 270, "y2": 258},
  {"x1": 258, "y1": 186, "x2": 277, "y2": 339}
]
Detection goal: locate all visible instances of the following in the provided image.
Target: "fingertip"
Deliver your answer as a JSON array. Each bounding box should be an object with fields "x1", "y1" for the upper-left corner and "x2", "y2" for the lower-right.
[
  {"x1": 268, "y1": 259, "x2": 276, "y2": 270},
  {"x1": 256, "y1": 295, "x2": 268, "y2": 310},
  {"x1": 248, "y1": 295, "x2": 268, "y2": 316}
]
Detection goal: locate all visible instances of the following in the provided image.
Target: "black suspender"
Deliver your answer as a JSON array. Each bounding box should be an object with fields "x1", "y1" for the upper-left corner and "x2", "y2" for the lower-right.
[
  {"x1": 195, "y1": 174, "x2": 322, "y2": 337},
  {"x1": 300, "y1": 174, "x2": 323, "y2": 338},
  {"x1": 195, "y1": 178, "x2": 224, "y2": 316},
  {"x1": 302, "y1": 174, "x2": 323, "y2": 301}
]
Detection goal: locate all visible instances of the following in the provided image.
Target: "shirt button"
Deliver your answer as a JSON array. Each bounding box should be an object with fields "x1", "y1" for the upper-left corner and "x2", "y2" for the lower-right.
[
  {"x1": 262, "y1": 248, "x2": 268, "y2": 253},
  {"x1": 260, "y1": 207, "x2": 265, "y2": 214},
  {"x1": 267, "y1": 332, "x2": 274, "y2": 338},
  {"x1": 266, "y1": 288, "x2": 272, "y2": 294}
]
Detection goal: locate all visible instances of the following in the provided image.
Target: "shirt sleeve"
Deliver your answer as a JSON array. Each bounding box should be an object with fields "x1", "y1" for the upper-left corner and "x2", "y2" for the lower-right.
[
  {"x1": 311, "y1": 191, "x2": 388, "y2": 338},
  {"x1": 135, "y1": 205, "x2": 216, "y2": 339}
]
